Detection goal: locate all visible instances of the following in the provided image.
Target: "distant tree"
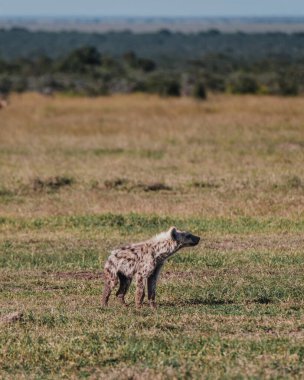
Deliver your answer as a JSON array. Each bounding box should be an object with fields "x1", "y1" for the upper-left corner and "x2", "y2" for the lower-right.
[
  {"x1": 192, "y1": 81, "x2": 207, "y2": 100},
  {"x1": 101, "y1": 55, "x2": 117, "y2": 69},
  {"x1": 162, "y1": 80, "x2": 181, "y2": 96},
  {"x1": 204, "y1": 73, "x2": 225, "y2": 92},
  {"x1": 0, "y1": 60, "x2": 10, "y2": 73},
  {"x1": 32, "y1": 56, "x2": 53, "y2": 75},
  {"x1": 146, "y1": 73, "x2": 181, "y2": 97},
  {"x1": 123, "y1": 51, "x2": 156, "y2": 72},
  {"x1": 137, "y1": 58, "x2": 156, "y2": 72},
  {"x1": 278, "y1": 74, "x2": 299, "y2": 96},
  {"x1": 200, "y1": 53, "x2": 238, "y2": 75},
  {"x1": 0, "y1": 76, "x2": 12, "y2": 96},
  {"x1": 123, "y1": 51, "x2": 137, "y2": 66},
  {"x1": 12, "y1": 77, "x2": 27, "y2": 93},
  {"x1": 158, "y1": 29, "x2": 172, "y2": 36},
  {"x1": 227, "y1": 73, "x2": 259, "y2": 94},
  {"x1": 205, "y1": 29, "x2": 221, "y2": 36},
  {"x1": 58, "y1": 46, "x2": 101, "y2": 73}
]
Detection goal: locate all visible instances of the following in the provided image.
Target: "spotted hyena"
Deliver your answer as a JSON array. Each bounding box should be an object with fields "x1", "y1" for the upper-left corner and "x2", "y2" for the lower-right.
[{"x1": 101, "y1": 226, "x2": 200, "y2": 308}]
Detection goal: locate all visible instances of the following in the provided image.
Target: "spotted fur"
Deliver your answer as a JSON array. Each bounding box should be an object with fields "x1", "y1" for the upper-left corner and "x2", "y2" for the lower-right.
[{"x1": 101, "y1": 226, "x2": 200, "y2": 308}]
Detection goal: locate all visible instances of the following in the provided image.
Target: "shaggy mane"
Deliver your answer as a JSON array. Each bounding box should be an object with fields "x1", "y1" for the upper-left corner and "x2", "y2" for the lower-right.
[{"x1": 150, "y1": 230, "x2": 172, "y2": 243}]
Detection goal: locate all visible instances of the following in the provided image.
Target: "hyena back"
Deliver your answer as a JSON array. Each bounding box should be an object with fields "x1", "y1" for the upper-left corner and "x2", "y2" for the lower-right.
[{"x1": 101, "y1": 226, "x2": 200, "y2": 308}]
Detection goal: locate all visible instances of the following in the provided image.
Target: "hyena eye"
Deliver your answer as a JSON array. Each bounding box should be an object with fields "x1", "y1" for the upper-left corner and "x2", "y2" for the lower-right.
[{"x1": 185, "y1": 234, "x2": 191, "y2": 239}]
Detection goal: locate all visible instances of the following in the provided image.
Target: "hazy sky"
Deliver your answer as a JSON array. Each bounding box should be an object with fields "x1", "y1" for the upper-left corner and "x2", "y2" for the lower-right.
[{"x1": 0, "y1": 0, "x2": 304, "y2": 17}]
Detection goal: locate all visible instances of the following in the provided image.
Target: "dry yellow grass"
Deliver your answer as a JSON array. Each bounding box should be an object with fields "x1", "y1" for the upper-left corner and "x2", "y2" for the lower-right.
[
  {"x1": 0, "y1": 92, "x2": 303, "y2": 218},
  {"x1": 1, "y1": 93, "x2": 304, "y2": 379}
]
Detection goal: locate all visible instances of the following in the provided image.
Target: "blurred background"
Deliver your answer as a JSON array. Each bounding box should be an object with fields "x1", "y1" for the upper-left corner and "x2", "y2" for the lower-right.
[{"x1": 1, "y1": 0, "x2": 304, "y2": 98}]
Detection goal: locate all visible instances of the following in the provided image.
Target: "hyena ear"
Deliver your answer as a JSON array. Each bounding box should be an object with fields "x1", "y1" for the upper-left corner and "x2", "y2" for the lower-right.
[{"x1": 170, "y1": 226, "x2": 178, "y2": 241}]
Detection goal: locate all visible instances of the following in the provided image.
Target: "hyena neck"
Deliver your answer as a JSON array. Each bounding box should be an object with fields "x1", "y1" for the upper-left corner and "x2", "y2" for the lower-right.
[{"x1": 151, "y1": 239, "x2": 180, "y2": 261}]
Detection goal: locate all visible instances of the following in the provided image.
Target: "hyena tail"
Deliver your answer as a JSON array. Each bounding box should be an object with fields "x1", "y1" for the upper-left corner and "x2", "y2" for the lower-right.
[{"x1": 101, "y1": 262, "x2": 118, "y2": 307}]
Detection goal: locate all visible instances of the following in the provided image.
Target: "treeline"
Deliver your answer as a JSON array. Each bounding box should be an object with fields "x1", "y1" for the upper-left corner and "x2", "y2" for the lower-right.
[
  {"x1": 1, "y1": 29, "x2": 304, "y2": 62},
  {"x1": 0, "y1": 46, "x2": 208, "y2": 98},
  {"x1": 0, "y1": 39, "x2": 304, "y2": 97}
]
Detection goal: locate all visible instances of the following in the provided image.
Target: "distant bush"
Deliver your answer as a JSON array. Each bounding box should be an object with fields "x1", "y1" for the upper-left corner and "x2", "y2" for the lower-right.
[
  {"x1": 32, "y1": 176, "x2": 74, "y2": 192},
  {"x1": 146, "y1": 73, "x2": 181, "y2": 97},
  {"x1": 58, "y1": 46, "x2": 101, "y2": 73},
  {"x1": 204, "y1": 74, "x2": 225, "y2": 92},
  {"x1": 192, "y1": 81, "x2": 207, "y2": 100},
  {"x1": 278, "y1": 75, "x2": 299, "y2": 96},
  {"x1": 226, "y1": 73, "x2": 259, "y2": 94},
  {"x1": 286, "y1": 175, "x2": 303, "y2": 189},
  {"x1": 181, "y1": 75, "x2": 207, "y2": 99},
  {"x1": 0, "y1": 76, "x2": 12, "y2": 95},
  {"x1": 104, "y1": 178, "x2": 129, "y2": 191},
  {"x1": 12, "y1": 77, "x2": 28, "y2": 93},
  {"x1": 123, "y1": 51, "x2": 156, "y2": 72},
  {"x1": 142, "y1": 183, "x2": 172, "y2": 192}
]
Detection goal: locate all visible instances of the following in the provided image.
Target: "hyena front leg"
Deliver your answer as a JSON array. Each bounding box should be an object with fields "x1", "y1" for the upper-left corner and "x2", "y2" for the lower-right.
[
  {"x1": 116, "y1": 272, "x2": 132, "y2": 307},
  {"x1": 101, "y1": 270, "x2": 118, "y2": 307},
  {"x1": 147, "y1": 265, "x2": 162, "y2": 309},
  {"x1": 135, "y1": 274, "x2": 146, "y2": 308}
]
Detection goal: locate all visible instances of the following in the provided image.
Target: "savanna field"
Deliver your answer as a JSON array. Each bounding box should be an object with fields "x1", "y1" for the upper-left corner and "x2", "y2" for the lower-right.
[{"x1": 0, "y1": 93, "x2": 304, "y2": 379}]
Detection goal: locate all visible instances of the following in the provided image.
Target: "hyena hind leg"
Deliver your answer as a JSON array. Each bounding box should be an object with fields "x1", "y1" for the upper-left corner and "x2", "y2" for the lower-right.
[
  {"x1": 101, "y1": 271, "x2": 118, "y2": 307},
  {"x1": 116, "y1": 272, "x2": 132, "y2": 306}
]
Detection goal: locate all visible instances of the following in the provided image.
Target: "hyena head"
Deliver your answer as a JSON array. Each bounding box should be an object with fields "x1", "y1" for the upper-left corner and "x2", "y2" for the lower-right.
[{"x1": 170, "y1": 226, "x2": 200, "y2": 248}]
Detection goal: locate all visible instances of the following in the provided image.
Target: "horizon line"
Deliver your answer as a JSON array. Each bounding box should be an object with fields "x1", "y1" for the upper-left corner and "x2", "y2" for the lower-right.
[{"x1": 1, "y1": 15, "x2": 304, "y2": 19}]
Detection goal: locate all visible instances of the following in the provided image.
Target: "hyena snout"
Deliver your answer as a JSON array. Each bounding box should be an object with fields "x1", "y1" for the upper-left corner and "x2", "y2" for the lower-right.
[
  {"x1": 182, "y1": 232, "x2": 200, "y2": 247},
  {"x1": 190, "y1": 235, "x2": 200, "y2": 246}
]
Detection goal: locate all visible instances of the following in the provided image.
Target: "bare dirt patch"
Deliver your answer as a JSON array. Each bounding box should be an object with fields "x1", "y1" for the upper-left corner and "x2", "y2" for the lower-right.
[
  {"x1": 203, "y1": 234, "x2": 304, "y2": 252},
  {"x1": 0, "y1": 311, "x2": 23, "y2": 325},
  {"x1": 277, "y1": 142, "x2": 304, "y2": 152},
  {"x1": 53, "y1": 271, "x2": 102, "y2": 280}
]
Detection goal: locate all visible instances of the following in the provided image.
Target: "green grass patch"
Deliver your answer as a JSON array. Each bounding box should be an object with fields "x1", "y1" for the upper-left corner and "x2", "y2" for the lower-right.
[
  {"x1": 1, "y1": 213, "x2": 304, "y2": 378},
  {"x1": 1, "y1": 213, "x2": 304, "y2": 234}
]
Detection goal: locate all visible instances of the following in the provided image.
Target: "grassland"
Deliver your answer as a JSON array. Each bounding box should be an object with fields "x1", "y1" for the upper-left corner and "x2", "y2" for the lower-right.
[{"x1": 0, "y1": 93, "x2": 304, "y2": 379}]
